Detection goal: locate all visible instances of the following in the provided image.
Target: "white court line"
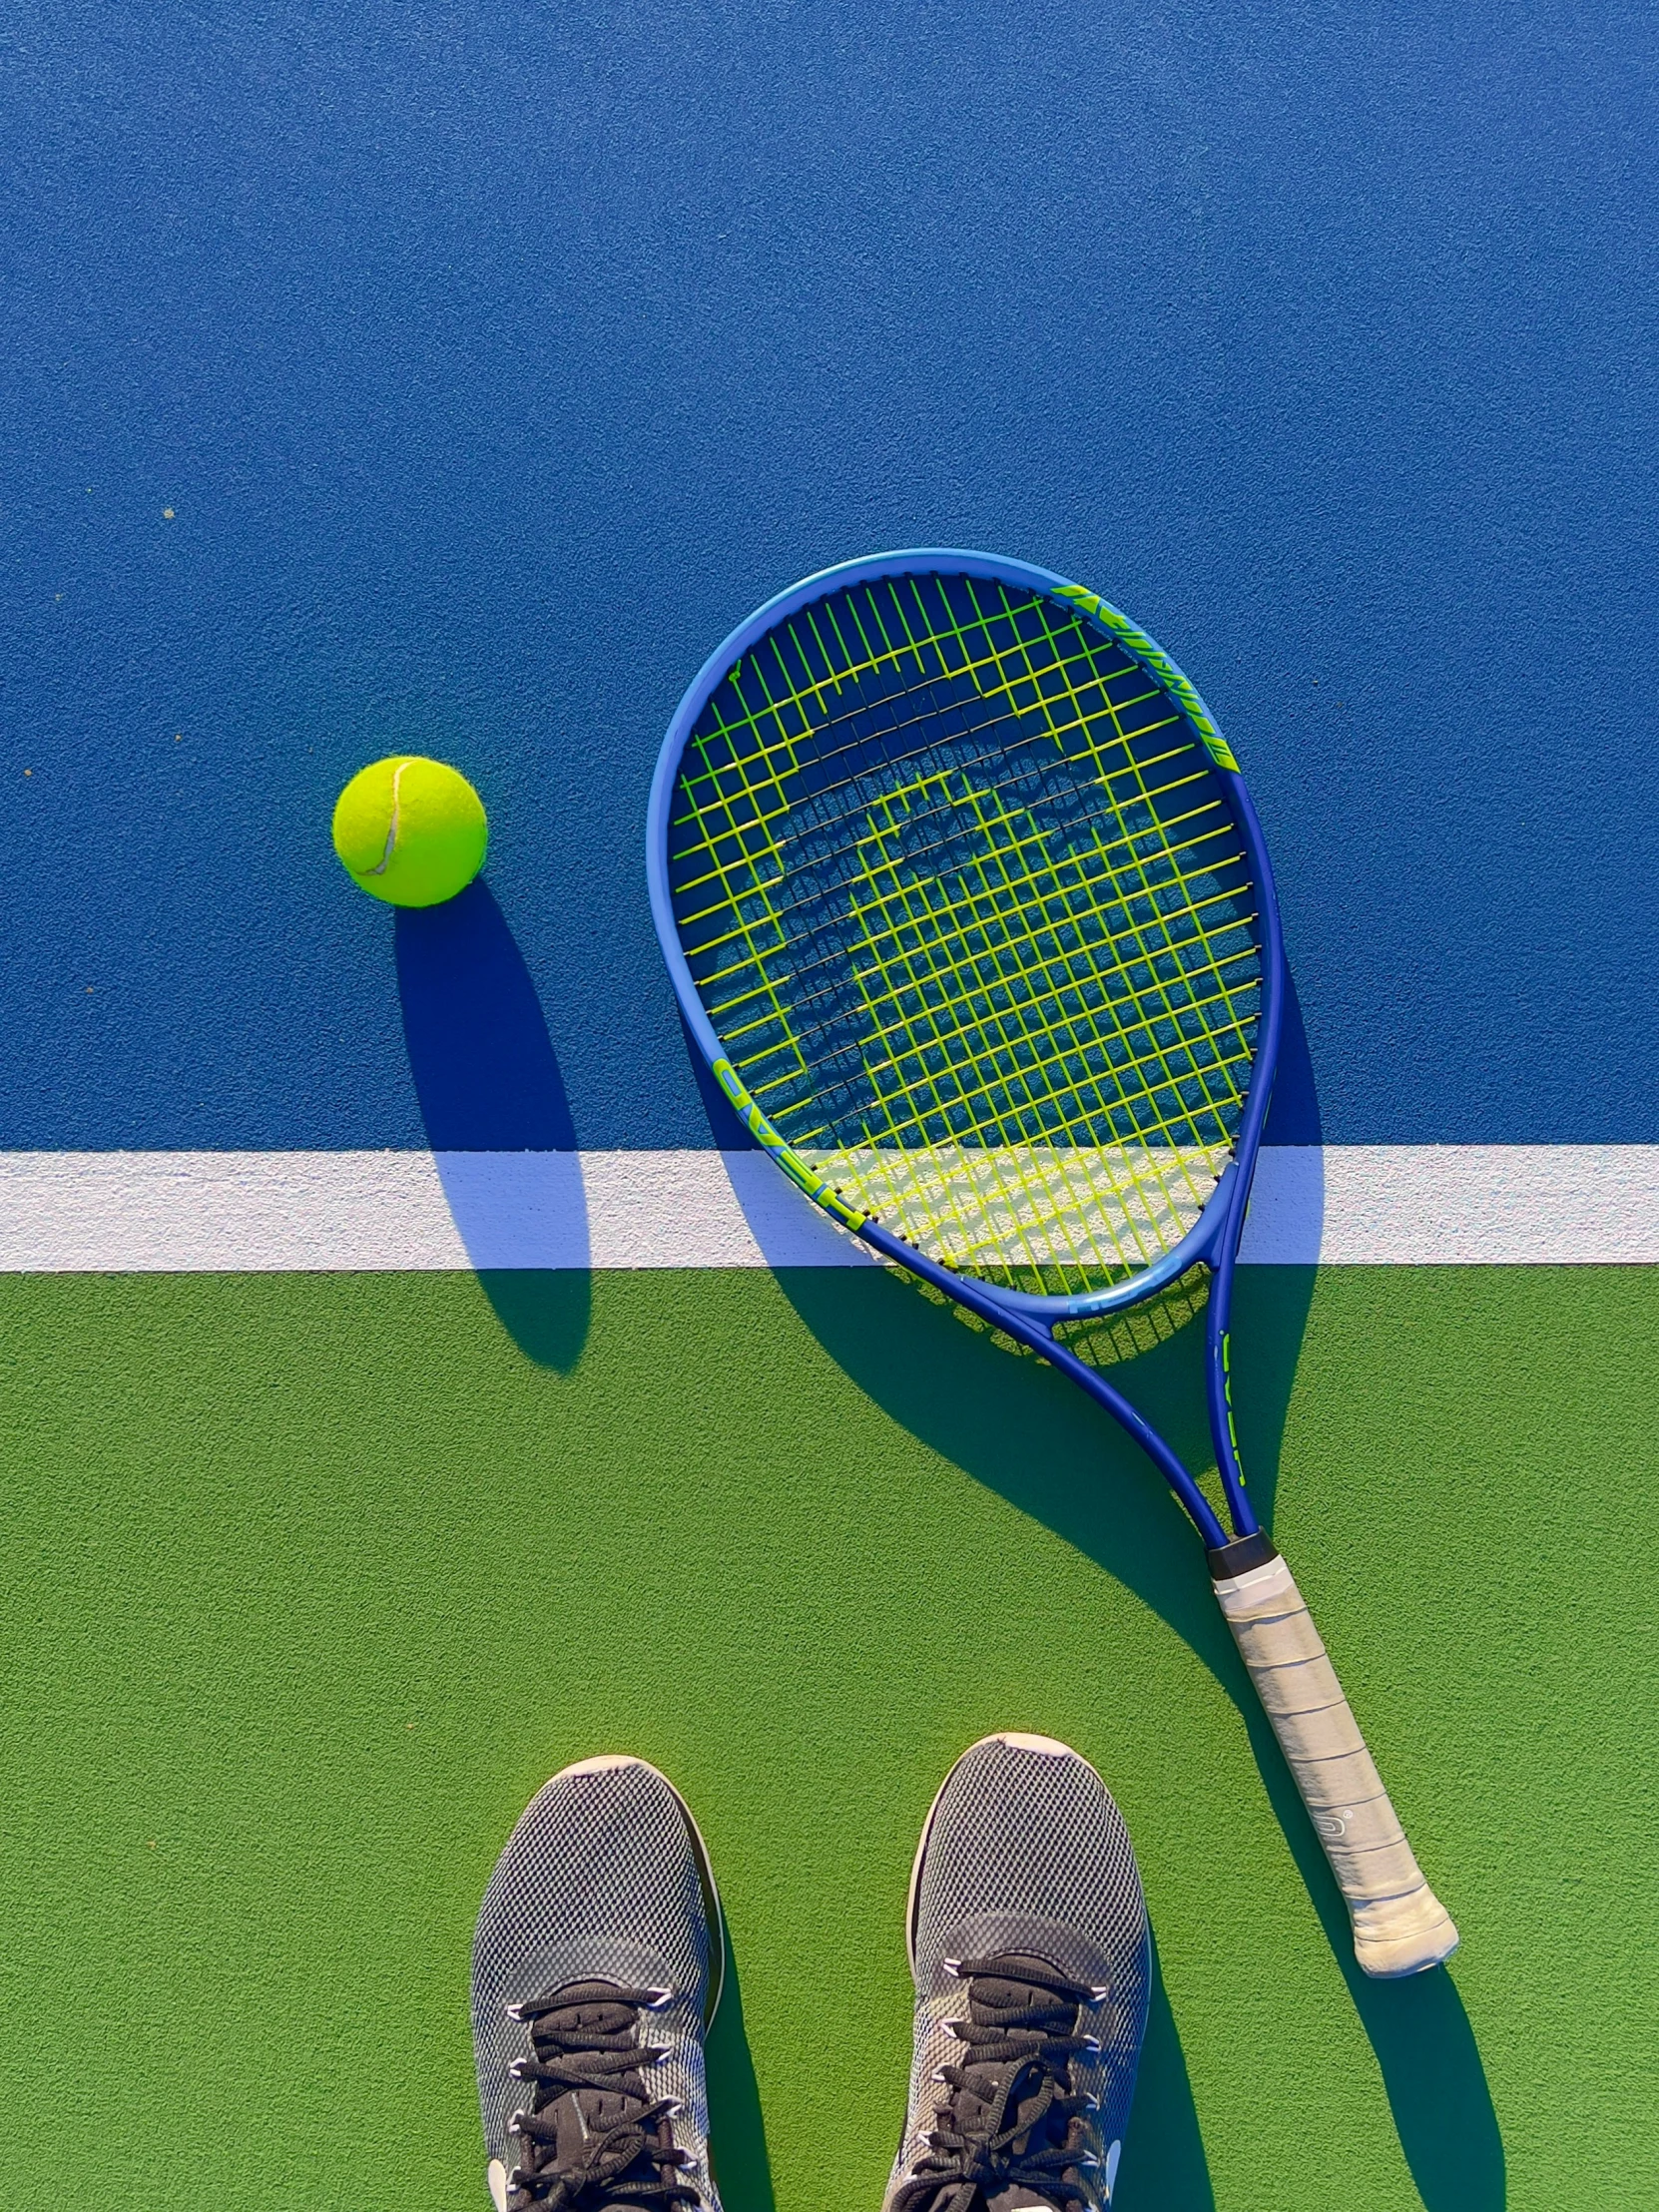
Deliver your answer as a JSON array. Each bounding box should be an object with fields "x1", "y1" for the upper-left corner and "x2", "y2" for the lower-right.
[{"x1": 0, "y1": 1148, "x2": 1654, "y2": 1272}]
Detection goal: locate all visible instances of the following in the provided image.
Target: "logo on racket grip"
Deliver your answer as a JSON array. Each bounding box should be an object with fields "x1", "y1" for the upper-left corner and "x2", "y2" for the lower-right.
[
  {"x1": 711, "y1": 1058, "x2": 867, "y2": 1231},
  {"x1": 1314, "y1": 1809, "x2": 1354, "y2": 1841}
]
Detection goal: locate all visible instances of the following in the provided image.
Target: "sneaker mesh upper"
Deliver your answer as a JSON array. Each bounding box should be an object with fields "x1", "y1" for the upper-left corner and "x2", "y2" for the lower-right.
[
  {"x1": 889, "y1": 1736, "x2": 1151, "y2": 2211},
  {"x1": 471, "y1": 1760, "x2": 721, "y2": 2209}
]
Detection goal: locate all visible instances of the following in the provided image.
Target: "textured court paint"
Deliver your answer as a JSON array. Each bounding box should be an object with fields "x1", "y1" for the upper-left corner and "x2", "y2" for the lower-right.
[
  {"x1": 0, "y1": 1267, "x2": 1652, "y2": 2211},
  {"x1": 1, "y1": 1, "x2": 1656, "y2": 1150},
  {"x1": 6, "y1": 1146, "x2": 1659, "y2": 1270}
]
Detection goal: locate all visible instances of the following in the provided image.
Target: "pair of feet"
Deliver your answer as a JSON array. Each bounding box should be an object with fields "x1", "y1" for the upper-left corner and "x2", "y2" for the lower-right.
[{"x1": 472, "y1": 1733, "x2": 1151, "y2": 2212}]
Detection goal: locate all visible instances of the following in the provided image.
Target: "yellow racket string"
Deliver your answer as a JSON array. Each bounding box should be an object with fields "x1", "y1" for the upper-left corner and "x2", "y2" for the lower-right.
[{"x1": 667, "y1": 572, "x2": 1262, "y2": 1295}]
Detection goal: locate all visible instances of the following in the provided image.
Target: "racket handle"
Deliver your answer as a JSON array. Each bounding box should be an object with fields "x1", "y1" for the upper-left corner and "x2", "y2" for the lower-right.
[{"x1": 1209, "y1": 1546, "x2": 1459, "y2": 1977}]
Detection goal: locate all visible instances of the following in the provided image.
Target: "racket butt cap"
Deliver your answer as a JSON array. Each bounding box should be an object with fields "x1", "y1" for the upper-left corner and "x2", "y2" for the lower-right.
[
  {"x1": 1353, "y1": 1898, "x2": 1461, "y2": 1977},
  {"x1": 1206, "y1": 1530, "x2": 1281, "y2": 1580}
]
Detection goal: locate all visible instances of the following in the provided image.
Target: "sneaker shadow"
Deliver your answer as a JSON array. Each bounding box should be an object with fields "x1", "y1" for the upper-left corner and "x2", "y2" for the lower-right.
[
  {"x1": 702, "y1": 1920, "x2": 1209, "y2": 2212},
  {"x1": 706, "y1": 1936, "x2": 778, "y2": 2212},
  {"x1": 1113, "y1": 1927, "x2": 1214, "y2": 2210},
  {"x1": 699, "y1": 971, "x2": 1504, "y2": 2209},
  {"x1": 394, "y1": 879, "x2": 590, "y2": 1373}
]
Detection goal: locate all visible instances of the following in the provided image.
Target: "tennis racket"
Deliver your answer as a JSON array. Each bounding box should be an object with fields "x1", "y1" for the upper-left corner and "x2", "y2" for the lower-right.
[{"x1": 646, "y1": 549, "x2": 1456, "y2": 1978}]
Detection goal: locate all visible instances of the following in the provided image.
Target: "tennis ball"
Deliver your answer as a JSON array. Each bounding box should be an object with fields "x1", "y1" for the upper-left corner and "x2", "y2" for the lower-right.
[{"x1": 331, "y1": 756, "x2": 488, "y2": 907}]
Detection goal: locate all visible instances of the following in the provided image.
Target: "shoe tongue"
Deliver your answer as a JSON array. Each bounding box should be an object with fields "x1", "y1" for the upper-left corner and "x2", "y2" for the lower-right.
[
  {"x1": 538, "y1": 1979, "x2": 652, "y2": 2171},
  {"x1": 968, "y1": 1953, "x2": 1068, "y2": 2005},
  {"x1": 954, "y1": 1957, "x2": 1080, "y2": 2212},
  {"x1": 550, "y1": 2082, "x2": 652, "y2": 2167},
  {"x1": 511, "y1": 1983, "x2": 672, "y2": 2212},
  {"x1": 957, "y1": 2075, "x2": 1070, "y2": 2212}
]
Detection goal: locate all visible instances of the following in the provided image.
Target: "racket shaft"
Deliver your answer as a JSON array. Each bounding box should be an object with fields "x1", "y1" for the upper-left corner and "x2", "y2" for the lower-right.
[{"x1": 1213, "y1": 1555, "x2": 1458, "y2": 1977}]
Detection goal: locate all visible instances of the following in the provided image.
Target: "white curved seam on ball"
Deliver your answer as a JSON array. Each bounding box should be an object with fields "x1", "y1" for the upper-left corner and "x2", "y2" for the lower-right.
[{"x1": 364, "y1": 760, "x2": 407, "y2": 876}]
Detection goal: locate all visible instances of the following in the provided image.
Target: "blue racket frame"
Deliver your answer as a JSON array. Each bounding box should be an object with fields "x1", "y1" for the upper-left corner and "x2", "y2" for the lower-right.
[{"x1": 648, "y1": 549, "x2": 1287, "y2": 1555}]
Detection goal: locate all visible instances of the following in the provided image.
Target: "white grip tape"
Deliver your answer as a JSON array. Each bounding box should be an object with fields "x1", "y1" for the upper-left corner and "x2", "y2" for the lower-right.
[{"x1": 1213, "y1": 1555, "x2": 1459, "y2": 1977}]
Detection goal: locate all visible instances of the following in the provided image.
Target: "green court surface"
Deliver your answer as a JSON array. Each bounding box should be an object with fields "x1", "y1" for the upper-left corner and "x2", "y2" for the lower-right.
[{"x1": 0, "y1": 1264, "x2": 1652, "y2": 2210}]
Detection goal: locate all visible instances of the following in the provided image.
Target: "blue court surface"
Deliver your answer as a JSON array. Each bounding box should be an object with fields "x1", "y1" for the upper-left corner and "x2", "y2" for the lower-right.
[{"x1": 1, "y1": 6, "x2": 1656, "y2": 2210}]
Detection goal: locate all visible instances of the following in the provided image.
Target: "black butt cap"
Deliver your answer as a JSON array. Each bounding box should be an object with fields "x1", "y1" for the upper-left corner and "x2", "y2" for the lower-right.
[{"x1": 1206, "y1": 1530, "x2": 1281, "y2": 1580}]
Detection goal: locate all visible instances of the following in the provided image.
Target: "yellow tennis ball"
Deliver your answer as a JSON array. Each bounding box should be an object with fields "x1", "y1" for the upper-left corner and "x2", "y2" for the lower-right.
[{"x1": 331, "y1": 756, "x2": 488, "y2": 907}]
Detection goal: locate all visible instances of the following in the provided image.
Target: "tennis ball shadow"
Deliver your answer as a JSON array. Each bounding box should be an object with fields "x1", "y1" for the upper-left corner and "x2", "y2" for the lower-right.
[
  {"x1": 705, "y1": 1936, "x2": 778, "y2": 2212},
  {"x1": 394, "y1": 879, "x2": 590, "y2": 1373}
]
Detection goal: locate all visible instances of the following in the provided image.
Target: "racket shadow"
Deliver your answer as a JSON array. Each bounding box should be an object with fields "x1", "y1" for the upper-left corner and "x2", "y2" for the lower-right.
[
  {"x1": 1234, "y1": 1694, "x2": 1505, "y2": 2210},
  {"x1": 773, "y1": 1262, "x2": 1502, "y2": 2211},
  {"x1": 776, "y1": 1261, "x2": 1223, "y2": 2194},
  {"x1": 395, "y1": 878, "x2": 591, "y2": 1372}
]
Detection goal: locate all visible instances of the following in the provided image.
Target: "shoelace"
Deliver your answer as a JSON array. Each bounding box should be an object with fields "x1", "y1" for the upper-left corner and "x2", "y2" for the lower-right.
[
  {"x1": 503, "y1": 1979, "x2": 700, "y2": 2212},
  {"x1": 891, "y1": 1953, "x2": 1109, "y2": 2212}
]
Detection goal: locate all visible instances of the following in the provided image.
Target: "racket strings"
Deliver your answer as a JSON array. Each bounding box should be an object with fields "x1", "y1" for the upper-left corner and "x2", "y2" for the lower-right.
[
  {"x1": 681, "y1": 681, "x2": 1256, "y2": 1052},
  {"x1": 675, "y1": 590, "x2": 1228, "y2": 1003},
  {"x1": 837, "y1": 778, "x2": 1236, "y2": 1270},
  {"x1": 689, "y1": 740, "x2": 1251, "y2": 1108},
  {"x1": 853, "y1": 902, "x2": 1228, "y2": 1276},
  {"x1": 703, "y1": 807, "x2": 1253, "y2": 1099},
  {"x1": 905, "y1": 1262, "x2": 1210, "y2": 1369},
  {"x1": 672, "y1": 607, "x2": 1184, "y2": 883},
  {"x1": 681, "y1": 748, "x2": 1224, "y2": 988},
  {"x1": 667, "y1": 572, "x2": 1263, "y2": 1293}
]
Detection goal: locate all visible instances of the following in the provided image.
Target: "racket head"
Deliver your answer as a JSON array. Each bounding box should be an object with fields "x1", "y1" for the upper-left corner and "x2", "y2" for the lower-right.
[{"x1": 648, "y1": 550, "x2": 1284, "y2": 1321}]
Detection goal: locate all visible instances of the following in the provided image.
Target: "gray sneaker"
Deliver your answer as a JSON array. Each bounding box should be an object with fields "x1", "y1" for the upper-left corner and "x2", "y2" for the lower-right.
[
  {"x1": 471, "y1": 1755, "x2": 725, "y2": 2212},
  {"x1": 884, "y1": 1733, "x2": 1151, "y2": 2212}
]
